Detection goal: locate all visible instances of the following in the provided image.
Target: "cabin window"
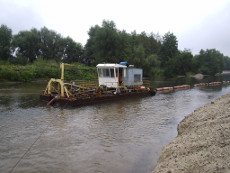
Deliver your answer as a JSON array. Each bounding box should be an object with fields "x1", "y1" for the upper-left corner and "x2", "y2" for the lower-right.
[
  {"x1": 98, "y1": 68, "x2": 116, "y2": 78},
  {"x1": 134, "y1": 74, "x2": 141, "y2": 82},
  {"x1": 124, "y1": 69, "x2": 126, "y2": 77},
  {"x1": 115, "y1": 68, "x2": 119, "y2": 78},
  {"x1": 104, "y1": 69, "x2": 110, "y2": 77},
  {"x1": 110, "y1": 69, "x2": 114, "y2": 77},
  {"x1": 98, "y1": 69, "x2": 103, "y2": 77}
]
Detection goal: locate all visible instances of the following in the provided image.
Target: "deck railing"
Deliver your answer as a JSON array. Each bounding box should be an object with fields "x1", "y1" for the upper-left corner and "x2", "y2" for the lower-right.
[{"x1": 60, "y1": 79, "x2": 152, "y2": 99}]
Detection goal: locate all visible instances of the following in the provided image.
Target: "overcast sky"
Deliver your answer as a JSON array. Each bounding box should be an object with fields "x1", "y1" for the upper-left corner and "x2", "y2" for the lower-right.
[{"x1": 1, "y1": 0, "x2": 230, "y2": 56}]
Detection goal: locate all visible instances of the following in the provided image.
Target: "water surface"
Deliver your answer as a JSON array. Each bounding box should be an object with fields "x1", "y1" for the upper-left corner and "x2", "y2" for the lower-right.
[{"x1": 1, "y1": 79, "x2": 230, "y2": 173}]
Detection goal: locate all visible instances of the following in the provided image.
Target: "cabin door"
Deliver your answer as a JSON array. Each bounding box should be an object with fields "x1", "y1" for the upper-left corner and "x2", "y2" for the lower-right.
[{"x1": 118, "y1": 68, "x2": 123, "y2": 86}]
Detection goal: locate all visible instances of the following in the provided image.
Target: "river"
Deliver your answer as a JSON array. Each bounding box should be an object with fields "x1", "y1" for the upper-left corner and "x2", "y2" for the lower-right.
[{"x1": 1, "y1": 76, "x2": 230, "y2": 173}]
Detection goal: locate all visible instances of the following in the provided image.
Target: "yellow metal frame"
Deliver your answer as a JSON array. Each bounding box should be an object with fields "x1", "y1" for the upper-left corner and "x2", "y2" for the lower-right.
[
  {"x1": 44, "y1": 63, "x2": 75, "y2": 98},
  {"x1": 44, "y1": 78, "x2": 74, "y2": 98}
]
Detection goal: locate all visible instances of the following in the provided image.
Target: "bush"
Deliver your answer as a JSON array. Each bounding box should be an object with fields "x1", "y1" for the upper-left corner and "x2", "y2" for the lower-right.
[{"x1": 0, "y1": 59, "x2": 97, "y2": 82}]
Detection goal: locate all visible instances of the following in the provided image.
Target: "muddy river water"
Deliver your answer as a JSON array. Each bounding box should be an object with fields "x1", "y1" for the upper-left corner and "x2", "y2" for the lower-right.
[{"x1": 1, "y1": 77, "x2": 230, "y2": 173}]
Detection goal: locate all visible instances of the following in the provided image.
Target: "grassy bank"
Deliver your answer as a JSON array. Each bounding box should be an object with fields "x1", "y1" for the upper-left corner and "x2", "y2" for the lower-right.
[{"x1": 0, "y1": 59, "x2": 97, "y2": 82}]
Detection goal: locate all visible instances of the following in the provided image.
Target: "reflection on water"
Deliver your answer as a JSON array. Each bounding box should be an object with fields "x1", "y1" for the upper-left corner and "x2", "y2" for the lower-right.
[{"x1": 1, "y1": 79, "x2": 230, "y2": 173}]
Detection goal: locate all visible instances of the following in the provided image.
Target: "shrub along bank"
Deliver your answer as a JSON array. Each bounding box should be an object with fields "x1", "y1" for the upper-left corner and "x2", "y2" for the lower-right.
[{"x1": 0, "y1": 59, "x2": 97, "y2": 82}]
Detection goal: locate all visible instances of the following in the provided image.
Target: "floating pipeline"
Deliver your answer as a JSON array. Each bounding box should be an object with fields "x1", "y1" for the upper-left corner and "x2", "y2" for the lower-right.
[
  {"x1": 223, "y1": 81, "x2": 230, "y2": 84},
  {"x1": 174, "y1": 85, "x2": 190, "y2": 89},
  {"x1": 157, "y1": 85, "x2": 190, "y2": 92},
  {"x1": 194, "y1": 82, "x2": 221, "y2": 87},
  {"x1": 156, "y1": 81, "x2": 230, "y2": 93},
  {"x1": 156, "y1": 87, "x2": 174, "y2": 92},
  {"x1": 194, "y1": 83, "x2": 209, "y2": 87},
  {"x1": 194, "y1": 81, "x2": 222, "y2": 87}
]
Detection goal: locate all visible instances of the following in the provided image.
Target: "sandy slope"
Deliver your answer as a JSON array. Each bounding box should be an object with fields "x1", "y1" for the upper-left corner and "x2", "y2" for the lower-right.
[{"x1": 152, "y1": 93, "x2": 230, "y2": 173}]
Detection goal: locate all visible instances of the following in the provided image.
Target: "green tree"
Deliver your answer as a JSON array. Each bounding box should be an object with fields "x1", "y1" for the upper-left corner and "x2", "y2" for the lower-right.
[
  {"x1": 143, "y1": 54, "x2": 161, "y2": 77},
  {"x1": 0, "y1": 24, "x2": 12, "y2": 61},
  {"x1": 149, "y1": 33, "x2": 162, "y2": 55},
  {"x1": 160, "y1": 32, "x2": 178, "y2": 67},
  {"x1": 12, "y1": 28, "x2": 40, "y2": 63},
  {"x1": 85, "y1": 20, "x2": 134, "y2": 65},
  {"x1": 61, "y1": 37, "x2": 83, "y2": 63},
  {"x1": 84, "y1": 25, "x2": 98, "y2": 65},
  {"x1": 195, "y1": 49, "x2": 224, "y2": 75},
  {"x1": 84, "y1": 20, "x2": 163, "y2": 74},
  {"x1": 125, "y1": 31, "x2": 162, "y2": 72},
  {"x1": 40, "y1": 27, "x2": 63, "y2": 61},
  {"x1": 94, "y1": 20, "x2": 120, "y2": 64},
  {"x1": 131, "y1": 44, "x2": 145, "y2": 67},
  {"x1": 116, "y1": 30, "x2": 132, "y2": 62},
  {"x1": 174, "y1": 49, "x2": 195, "y2": 75},
  {"x1": 223, "y1": 56, "x2": 230, "y2": 70},
  {"x1": 163, "y1": 58, "x2": 177, "y2": 77}
]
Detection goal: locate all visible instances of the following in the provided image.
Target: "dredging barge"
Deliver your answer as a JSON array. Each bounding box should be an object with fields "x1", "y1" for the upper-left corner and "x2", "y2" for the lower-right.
[{"x1": 40, "y1": 62, "x2": 156, "y2": 106}]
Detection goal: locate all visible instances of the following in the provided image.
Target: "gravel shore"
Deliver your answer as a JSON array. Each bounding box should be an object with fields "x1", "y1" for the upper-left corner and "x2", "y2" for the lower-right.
[{"x1": 152, "y1": 93, "x2": 230, "y2": 173}]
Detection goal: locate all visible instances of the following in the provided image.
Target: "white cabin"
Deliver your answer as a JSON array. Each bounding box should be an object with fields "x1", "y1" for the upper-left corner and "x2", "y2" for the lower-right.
[{"x1": 96, "y1": 62, "x2": 143, "y2": 88}]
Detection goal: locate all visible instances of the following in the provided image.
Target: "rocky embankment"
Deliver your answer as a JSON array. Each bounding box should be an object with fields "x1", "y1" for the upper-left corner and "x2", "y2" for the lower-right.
[{"x1": 152, "y1": 93, "x2": 230, "y2": 173}]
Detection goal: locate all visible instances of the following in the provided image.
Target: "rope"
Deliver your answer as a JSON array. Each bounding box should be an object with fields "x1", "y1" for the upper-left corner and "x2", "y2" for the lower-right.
[
  {"x1": 9, "y1": 122, "x2": 50, "y2": 173},
  {"x1": 16, "y1": 98, "x2": 38, "y2": 107}
]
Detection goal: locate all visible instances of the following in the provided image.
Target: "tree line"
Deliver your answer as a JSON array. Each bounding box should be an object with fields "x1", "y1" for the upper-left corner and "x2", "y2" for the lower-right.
[{"x1": 1, "y1": 20, "x2": 230, "y2": 78}]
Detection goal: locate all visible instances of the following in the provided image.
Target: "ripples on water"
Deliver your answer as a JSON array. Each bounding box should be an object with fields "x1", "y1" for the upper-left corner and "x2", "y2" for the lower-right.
[{"x1": 1, "y1": 82, "x2": 230, "y2": 173}]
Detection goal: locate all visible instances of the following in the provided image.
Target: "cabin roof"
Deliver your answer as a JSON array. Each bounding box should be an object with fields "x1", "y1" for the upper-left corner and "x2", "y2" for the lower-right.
[{"x1": 96, "y1": 63, "x2": 127, "y2": 68}]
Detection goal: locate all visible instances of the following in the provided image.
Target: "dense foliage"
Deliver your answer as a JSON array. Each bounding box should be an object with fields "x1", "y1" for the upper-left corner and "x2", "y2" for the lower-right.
[
  {"x1": 0, "y1": 21, "x2": 230, "y2": 82},
  {"x1": 0, "y1": 58, "x2": 96, "y2": 82}
]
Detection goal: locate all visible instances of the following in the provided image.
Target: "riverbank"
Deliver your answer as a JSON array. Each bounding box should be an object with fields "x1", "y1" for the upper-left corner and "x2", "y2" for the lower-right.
[{"x1": 152, "y1": 93, "x2": 230, "y2": 173}]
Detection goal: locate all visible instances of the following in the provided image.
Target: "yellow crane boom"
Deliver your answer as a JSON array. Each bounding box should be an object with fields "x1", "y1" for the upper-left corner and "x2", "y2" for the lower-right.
[{"x1": 60, "y1": 62, "x2": 75, "y2": 81}]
